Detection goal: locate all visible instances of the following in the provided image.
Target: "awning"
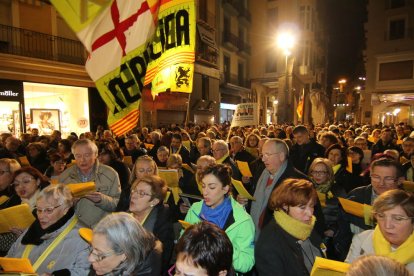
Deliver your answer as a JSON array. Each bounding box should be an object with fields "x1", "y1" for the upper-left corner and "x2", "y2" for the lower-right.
[{"x1": 197, "y1": 24, "x2": 217, "y2": 50}]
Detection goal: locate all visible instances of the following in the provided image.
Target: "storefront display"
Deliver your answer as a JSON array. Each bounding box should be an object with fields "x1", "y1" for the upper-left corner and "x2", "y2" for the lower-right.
[{"x1": 0, "y1": 79, "x2": 91, "y2": 138}]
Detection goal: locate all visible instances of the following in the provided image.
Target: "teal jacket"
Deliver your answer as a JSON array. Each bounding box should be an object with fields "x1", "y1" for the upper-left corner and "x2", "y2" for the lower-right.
[{"x1": 184, "y1": 197, "x2": 255, "y2": 273}]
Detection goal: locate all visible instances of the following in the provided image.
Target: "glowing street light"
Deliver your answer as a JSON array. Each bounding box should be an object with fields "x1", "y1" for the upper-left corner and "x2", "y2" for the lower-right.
[
  {"x1": 277, "y1": 32, "x2": 296, "y2": 56},
  {"x1": 276, "y1": 27, "x2": 297, "y2": 123}
]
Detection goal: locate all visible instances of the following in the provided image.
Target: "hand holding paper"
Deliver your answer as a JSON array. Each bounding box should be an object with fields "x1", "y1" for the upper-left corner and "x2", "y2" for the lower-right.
[{"x1": 231, "y1": 178, "x2": 255, "y2": 201}]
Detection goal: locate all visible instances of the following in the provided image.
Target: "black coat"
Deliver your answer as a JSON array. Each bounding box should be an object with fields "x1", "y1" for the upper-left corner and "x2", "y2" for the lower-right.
[
  {"x1": 233, "y1": 149, "x2": 255, "y2": 164},
  {"x1": 143, "y1": 204, "x2": 174, "y2": 274},
  {"x1": 289, "y1": 140, "x2": 325, "y2": 174},
  {"x1": 256, "y1": 219, "x2": 323, "y2": 276},
  {"x1": 247, "y1": 162, "x2": 326, "y2": 237}
]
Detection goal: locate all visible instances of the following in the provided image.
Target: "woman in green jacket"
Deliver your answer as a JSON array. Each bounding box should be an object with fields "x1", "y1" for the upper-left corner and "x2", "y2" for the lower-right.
[{"x1": 183, "y1": 163, "x2": 255, "y2": 274}]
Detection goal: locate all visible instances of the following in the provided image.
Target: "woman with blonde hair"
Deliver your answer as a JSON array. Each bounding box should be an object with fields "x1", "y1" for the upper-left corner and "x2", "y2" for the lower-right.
[
  {"x1": 347, "y1": 255, "x2": 412, "y2": 276},
  {"x1": 346, "y1": 190, "x2": 414, "y2": 273},
  {"x1": 117, "y1": 155, "x2": 158, "y2": 211}
]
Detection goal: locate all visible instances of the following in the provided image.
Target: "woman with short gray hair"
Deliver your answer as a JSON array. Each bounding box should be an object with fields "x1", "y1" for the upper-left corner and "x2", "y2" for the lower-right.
[
  {"x1": 89, "y1": 212, "x2": 162, "y2": 275},
  {"x1": 7, "y1": 184, "x2": 90, "y2": 275}
]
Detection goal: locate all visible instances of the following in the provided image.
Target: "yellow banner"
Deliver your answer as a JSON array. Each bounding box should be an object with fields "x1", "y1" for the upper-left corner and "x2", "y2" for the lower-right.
[{"x1": 51, "y1": 0, "x2": 196, "y2": 136}]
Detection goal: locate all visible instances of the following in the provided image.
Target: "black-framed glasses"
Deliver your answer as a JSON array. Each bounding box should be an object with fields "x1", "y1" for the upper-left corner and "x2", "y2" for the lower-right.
[
  {"x1": 89, "y1": 247, "x2": 116, "y2": 262},
  {"x1": 370, "y1": 175, "x2": 396, "y2": 185},
  {"x1": 310, "y1": 170, "x2": 328, "y2": 176},
  {"x1": 35, "y1": 204, "x2": 62, "y2": 215}
]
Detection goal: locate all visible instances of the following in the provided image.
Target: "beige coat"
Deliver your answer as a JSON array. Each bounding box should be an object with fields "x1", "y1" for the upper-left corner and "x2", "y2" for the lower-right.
[
  {"x1": 58, "y1": 162, "x2": 121, "y2": 227},
  {"x1": 346, "y1": 230, "x2": 414, "y2": 274}
]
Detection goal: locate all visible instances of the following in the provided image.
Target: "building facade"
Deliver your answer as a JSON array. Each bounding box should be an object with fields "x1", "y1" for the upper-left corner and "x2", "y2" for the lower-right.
[
  {"x1": 250, "y1": 0, "x2": 328, "y2": 125},
  {"x1": 362, "y1": 0, "x2": 414, "y2": 125},
  {"x1": 0, "y1": 0, "x2": 98, "y2": 137}
]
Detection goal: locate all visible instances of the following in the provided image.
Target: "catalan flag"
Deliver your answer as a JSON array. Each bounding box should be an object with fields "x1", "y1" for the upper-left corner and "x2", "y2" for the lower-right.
[{"x1": 296, "y1": 89, "x2": 305, "y2": 119}]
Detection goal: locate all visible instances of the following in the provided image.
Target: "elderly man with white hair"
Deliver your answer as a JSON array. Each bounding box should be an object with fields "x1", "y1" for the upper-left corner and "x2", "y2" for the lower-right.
[
  {"x1": 58, "y1": 139, "x2": 121, "y2": 227},
  {"x1": 212, "y1": 140, "x2": 242, "y2": 180}
]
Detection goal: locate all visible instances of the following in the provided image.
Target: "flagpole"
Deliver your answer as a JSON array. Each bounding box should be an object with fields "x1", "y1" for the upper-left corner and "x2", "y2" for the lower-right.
[{"x1": 185, "y1": 93, "x2": 191, "y2": 127}]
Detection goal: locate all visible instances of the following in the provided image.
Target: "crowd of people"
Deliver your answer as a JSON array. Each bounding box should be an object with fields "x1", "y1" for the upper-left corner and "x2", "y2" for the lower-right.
[{"x1": 1, "y1": 121, "x2": 414, "y2": 275}]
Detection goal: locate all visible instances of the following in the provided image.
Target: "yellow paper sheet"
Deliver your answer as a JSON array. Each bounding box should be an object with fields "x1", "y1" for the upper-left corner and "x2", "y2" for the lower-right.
[
  {"x1": 164, "y1": 191, "x2": 171, "y2": 204},
  {"x1": 18, "y1": 156, "x2": 30, "y2": 166},
  {"x1": 66, "y1": 159, "x2": 77, "y2": 168},
  {"x1": 236, "y1": 160, "x2": 253, "y2": 178},
  {"x1": 397, "y1": 139, "x2": 403, "y2": 145},
  {"x1": 79, "y1": 228, "x2": 93, "y2": 244},
  {"x1": 0, "y1": 257, "x2": 35, "y2": 274},
  {"x1": 231, "y1": 178, "x2": 255, "y2": 201},
  {"x1": 50, "y1": 178, "x2": 59, "y2": 185},
  {"x1": 338, "y1": 197, "x2": 366, "y2": 218},
  {"x1": 158, "y1": 170, "x2": 181, "y2": 204},
  {"x1": 310, "y1": 256, "x2": 349, "y2": 276},
  {"x1": 364, "y1": 204, "x2": 374, "y2": 226},
  {"x1": 144, "y1": 143, "x2": 154, "y2": 150},
  {"x1": 0, "y1": 204, "x2": 35, "y2": 234},
  {"x1": 346, "y1": 156, "x2": 353, "y2": 173},
  {"x1": 182, "y1": 163, "x2": 195, "y2": 174},
  {"x1": 317, "y1": 192, "x2": 326, "y2": 208},
  {"x1": 178, "y1": 220, "x2": 192, "y2": 229},
  {"x1": 403, "y1": 181, "x2": 414, "y2": 193},
  {"x1": 66, "y1": 182, "x2": 96, "y2": 198},
  {"x1": 123, "y1": 156, "x2": 133, "y2": 166},
  {"x1": 0, "y1": 195, "x2": 9, "y2": 205},
  {"x1": 158, "y1": 170, "x2": 179, "y2": 188}
]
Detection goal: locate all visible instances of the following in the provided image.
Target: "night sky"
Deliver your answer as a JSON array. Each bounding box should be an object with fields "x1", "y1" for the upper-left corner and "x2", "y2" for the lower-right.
[{"x1": 320, "y1": 0, "x2": 367, "y2": 85}]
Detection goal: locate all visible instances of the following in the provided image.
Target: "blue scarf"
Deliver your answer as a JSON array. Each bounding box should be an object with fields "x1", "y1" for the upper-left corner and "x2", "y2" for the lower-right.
[{"x1": 200, "y1": 196, "x2": 232, "y2": 229}]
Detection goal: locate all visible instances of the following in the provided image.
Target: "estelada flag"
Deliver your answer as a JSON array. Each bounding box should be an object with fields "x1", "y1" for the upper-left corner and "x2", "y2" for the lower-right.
[
  {"x1": 51, "y1": 0, "x2": 196, "y2": 136},
  {"x1": 296, "y1": 89, "x2": 304, "y2": 119}
]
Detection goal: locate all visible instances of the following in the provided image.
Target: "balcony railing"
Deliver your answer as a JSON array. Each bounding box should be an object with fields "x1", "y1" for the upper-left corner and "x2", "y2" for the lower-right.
[
  {"x1": 0, "y1": 24, "x2": 86, "y2": 65},
  {"x1": 237, "y1": 39, "x2": 251, "y2": 55},
  {"x1": 222, "y1": 31, "x2": 238, "y2": 49},
  {"x1": 223, "y1": 72, "x2": 249, "y2": 88},
  {"x1": 238, "y1": 6, "x2": 251, "y2": 23}
]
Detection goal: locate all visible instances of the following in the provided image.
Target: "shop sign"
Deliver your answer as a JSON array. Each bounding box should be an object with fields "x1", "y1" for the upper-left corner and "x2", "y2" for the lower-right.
[
  {"x1": 0, "y1": 79, "x2": 24, "y2": 102},
  {"x1": 77, "y1": 117, "x2": 89, "y2": 128}
]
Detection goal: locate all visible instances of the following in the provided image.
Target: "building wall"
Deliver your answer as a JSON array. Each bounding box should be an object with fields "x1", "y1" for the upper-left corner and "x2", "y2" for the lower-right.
[
  {"x1": 249, "y1": 0, "x2": 328, "y2": 124},
  {"x1": 363, "y1": 0, "x2": 414, "y2": 125}
]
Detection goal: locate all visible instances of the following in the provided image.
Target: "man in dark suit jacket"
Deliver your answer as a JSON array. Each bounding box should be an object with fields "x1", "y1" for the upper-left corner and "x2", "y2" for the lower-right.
[
  {"x1": 237, "y1": 138, "x2": 325, "y2": 240},
  {"x1": 334, "y1": 158, "x2": 402, "y2": 260},
  {"x1": 289, "y1": 125, "x2": 325, "y2": 174},
  {"x1": 371, "y1": 128, "x2": 399, "y2": 156},
  {"x1": 170, "y1": 133, "x2": 190, "y2": 165},
  {"x1": 229, "y1": 135, "x2": 255, "y2": 164}
]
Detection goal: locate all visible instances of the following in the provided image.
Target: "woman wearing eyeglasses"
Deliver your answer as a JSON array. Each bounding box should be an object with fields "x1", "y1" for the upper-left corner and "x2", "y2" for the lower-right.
[
  {"x1": 89, "y1": 212, "x2": 162, "y2": 276},
  {"x1": 183, "y1": 164, "x2": 255, "y2": 274},
  {"x1": 7, "y1": 184, "x2": 90, "y2": 274},
  {"x1": 0, "y1": 158, "x2": 21, "y2": 256},
  {"x1": 346, "y1": 189, "x2": 414, "y2": 273},
  {"x1": 117, "y1": 155, "x2": 158, "y2": 212},
  {"x1": 129, "y1": 175, "x2": 174, "y2": 274},
  {"x1": 308, "y1": 158, "x2": 346, "y2": 259}
]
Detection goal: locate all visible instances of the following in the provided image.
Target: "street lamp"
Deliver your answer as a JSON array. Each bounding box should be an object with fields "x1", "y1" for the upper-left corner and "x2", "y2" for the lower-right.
[{"x1": 276, "y1": 30, "x2": 296, "y2": 124}]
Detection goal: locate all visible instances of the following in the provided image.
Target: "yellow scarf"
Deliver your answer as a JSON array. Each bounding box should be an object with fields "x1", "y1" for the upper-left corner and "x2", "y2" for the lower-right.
[
  {"x1": 274, "y1": 210, "x2": 316, "y2": 241},
  {"x1": 373, "y1": 225, "x2": 414, "y2": 264},
  {"x1": 333, "y1": 164, "x2": 341, "y2": 175},
  {"x1": 216, "y1": 153, "x2": 229, "y2": 164}
]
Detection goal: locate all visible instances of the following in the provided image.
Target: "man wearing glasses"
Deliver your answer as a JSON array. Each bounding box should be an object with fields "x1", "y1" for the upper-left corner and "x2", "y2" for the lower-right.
[
  {"x1": 238, "y1": 138, "x2": 325, "y2": 240},
  {"x1": 334, "y1": 158, "x2": 403, "y2": 260},
  {"x1": 59, "y1": 139, "x2": 121, "y2": 228},
  {"x1": 212, "y1": 140, "x2": 242, "y2": 180}
]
